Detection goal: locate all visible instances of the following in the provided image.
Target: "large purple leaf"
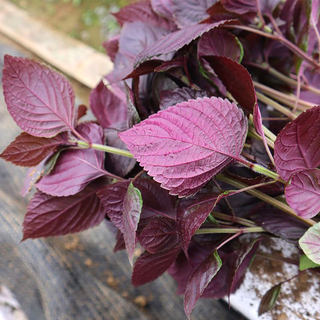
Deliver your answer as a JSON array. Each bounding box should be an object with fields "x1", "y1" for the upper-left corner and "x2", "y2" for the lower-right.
[
  {"x1": 171, "y1": 0, "x2": 216, "y2": 28},
  {"x1": 285, "y1": 169, "x2": 320, "y2": 218},
  {"x1": 2, "y1": 55, "x2": 76, "y2": 138},
  {"x1": 184, "y1": 250, "x2": 222, "y2": 319},
  {"x1": 90, "y1": 80, "x2": 128, "y2": 129},
  {"x1": 36, "y1": 122, "x2": 105, "y2": 196},
  {"x1": 113, "y1": 0, "x2": 175, "y2": 30},
  {"x1": 299, "y1": 222, "x2": 320, "y2": 264},
  {"x1": 135, "y1": 20, "x2": 229, "y2": 66},
  {"x1": 177, "y1": 197, "x2": 217, "y2": 253},
  {"x1": 204, "y1": 56, "x2": 257, "y2": 113},
  {"x1": 97, "y1": 181, "x2": 143, "y2": 263},
  {"x1": 139, "y1": 217, "x2": 179, "y2": 253},
  {"x1": 274, "y1": 107, "x2": 320, "y2": 181},
  {"x1": 23, "y1": 185, "x2": 106, "y2": 240},
  {"x1": 132, "y1": 247, "x2": 180, "y2": 286},
  {"x1": 198, "y1": 28, "x2": 242, "y2": 62},
  {"x1": 119, "y1": 97, "x2": 248, "y2": 197},
  {"x1": 0, "y1": 132, "x2": 68, "y2": 167}
]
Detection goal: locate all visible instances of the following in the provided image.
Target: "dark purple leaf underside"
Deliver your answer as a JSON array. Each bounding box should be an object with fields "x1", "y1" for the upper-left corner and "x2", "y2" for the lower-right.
[
  {"x1": 274, "y1": 106, "x2": 320, "y2": 181},
  {"x1": 221, "y1": 0, "x2": 257, "y2": 14},
  {"x1": 285, "y1": 169, "x2": 320, "y2": 218},
  {"x1": 135, "y1": 20, "x2": 230, "y2": 66},
  {"x1": 178, "y1": 198, "x2": 217, "y2": 253},
  {"x1": 90, "y1": 80, "x2": 128, "y2": 129},
  {"x1": 36, "y1": 122, "x2": 105, "y2": 196},
  {"x1": 198, "y1": 28, "x2": 242, "y2": 62},
  {"x1": 23, "y1": 186, "x2": 106, "y2": 239},
  {"x1": 139, "y1": 217, "x2": 179, "y2": 253},
  {"x1": 204, "y1": 56, "x2": 257, "y2": 113},
  {"x1": 184, "y1": 250, "x2": 222, "y2": 319},
  {"x1": 132, "y1": 247, "x2": 180, "y2": 286},
  {"x1": 120, "y1": 97, "x2": 248, "y2": 197},
  {"x1": 0, "y1": 132, "x2": 67, "y2": 167},
  {"x1": 3, "y1": 55, "x2": 76, "y2": 137},
  {"x1": 258, "y1": 284, "x2": 281, "y2": 315},
  {"x1": 97, "y1": 181, "x2": 143, "y2": 263}
]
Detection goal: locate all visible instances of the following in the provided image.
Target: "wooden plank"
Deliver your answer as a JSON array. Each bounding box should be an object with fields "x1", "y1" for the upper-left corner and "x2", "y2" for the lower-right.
[{"x1": 0, "y1": 0, "x2": 113, "y2": 89}]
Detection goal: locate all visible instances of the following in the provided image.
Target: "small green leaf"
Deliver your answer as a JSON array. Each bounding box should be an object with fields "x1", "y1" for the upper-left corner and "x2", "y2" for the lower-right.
[
  {"x1": 258, "y1": 284, "x2": 281, "y2": 315},
  {"x1": 299, "y1": 222, "x2": 320, "y2": 264},
  {"x1": 299, "y1": 254, "x2": 320, "y2": 271}
]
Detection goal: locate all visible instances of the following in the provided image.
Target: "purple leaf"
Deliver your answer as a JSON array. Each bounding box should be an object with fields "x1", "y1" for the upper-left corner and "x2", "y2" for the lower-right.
[
  {"x1": 221, "y1": 0, "x2": 257, "y2": 14},
  {"x1": 198, "y1": 28, "x2": 242, "y2": 62},
  {"x1": 104, "y1": 129, "x2": 136, "y2": 177},
  {"x1": 274, "y1": 107, "x2": 320, "y2": 181},
  {"x1": 258, "y1": 284, "x2": 281, "y2": 315},
  {"x1": 178, "y1": 197, "x2": 217, "y2": 253},
  {"x1": 0, "y1": 132, "x2": 68, "y2": 167},
  {"x1": 252, "y1": 205, "x2": 307, "y2": 240},
  {"x1": 204, "y1": 56, "x2": 257, "y2": 113},
  {"x1": 134, "y1": 178, "x2": 177, "y2": 219},
  {"x1": 139, "y1": 217, "x2": 179, "y2": 253},
  {"x1": 160, "y1": 87, "x2": 207, "y2": 110},
  {"x1": 135, "y1": 20, "x2": 230, "y2": 66},
  {"x1": 2, "y1": 55, "x2": 76, "y2": 137},
  {"x1": 119, "y1": 97, "x2": 248, "y2": 197},
  {"x1": 102, "y1": 35, "x2": 119, "y2": 63},
  {"x1": 285, "y1": 169, "x2": 320, "y2": 218},
  {"x1": 299, "y1": 222, "x2": 320, "y2": 264},
  {"x1": 229, "y1": 238, "x2": 260, "y2": 294},
  {"x1": 23, "y1": 185, "x2": 106, "y2": 240},
  {"x1": 77, "y1": 104, "x2": 87, "y2": 120},
  {"x1": 132, "y1": 247, "x2": 180, "y2": 286},
  {"x1": 90, "y1": 80, "x2": 128, "y2": 129},
  {"x1": 171, "y1": 0, "x2": 216, "y2": 28},
  {"x1": 97, "y1": 181, "x2": 143, "y2": 263},
  {"x1": 151, "y1": 0, "x2": 175, "y2": 21},
  {"x1": 36, "y1": 122, "x2": 105, "y2": 196},
  {"x1": 184, "y1": 250, "x2": 222, "y2": 319},
  {"x1": 113, "y1": 0, "x2": 175, "y2": 30}
]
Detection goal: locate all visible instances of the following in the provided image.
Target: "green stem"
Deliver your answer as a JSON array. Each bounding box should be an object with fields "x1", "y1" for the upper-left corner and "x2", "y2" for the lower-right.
[
  {"x1": 248, "y1": 130, "x2": 275, "y2": 149},
  {"x1": 256, "y1": 92, "x2": 297, "y2": 120},
  {"x1": 248, "y1": 115, "x2": 276, "y2": 143},
  {"x1": 254, "y1": 81, "x2": 313, "y2": 110},
  {"x1": 216, "y1": 174, "x2": 316, "y2": 226},
  {"x1": 212, "y1": 211, "x2": 256, "y2": 227},
  {"x1": 196, "y1": 226, "x2": 264, "y2": 234},
  {"x1": 76, "y1": 140, "x2": 134, "y2": 158}
]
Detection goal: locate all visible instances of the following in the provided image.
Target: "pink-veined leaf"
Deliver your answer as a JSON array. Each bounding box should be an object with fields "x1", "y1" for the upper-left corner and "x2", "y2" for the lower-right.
[
  {"x1": 119, "y1": 97, "x2": 248, "y2": 197},
  {"x1": 274, "y1": 107, "x2": 320, "y2": 181},
  {"x1": 2, "y1": 55, "x2": 76, "y2": 138},
  {"x1": 204, "y1": 56, "x2": 257, "y2": 113},
  {"x1": 36, "y1": 122, "x2": 106, "y2": 197},
  {"x1": 299, "y1": 222, "x2": 320, "y2": 264},
  {"x1": 0, "y1": 132, "x2": 68, "y2": 167},
  {"x1": 22, "y1": 185, "x2": 106, "y2": 240},
  {"x1": 285, "y1": 169, "x2": 320, "y2": 218},
  {"x1": 97, "y1": 181, "x2": 143, "y2": 263},
  {"x1": 184, "y1": 250, "x2": 222, "y2": 319},
  {"x1": 132, "y1": 247, "x2": 180, "y2": 286},
  {"x1": 139, "y1": 217, "x2": 179, "y2": 253},
  {"x1": 135, "y1": 20, "x2": 230, "y2": 66}
]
